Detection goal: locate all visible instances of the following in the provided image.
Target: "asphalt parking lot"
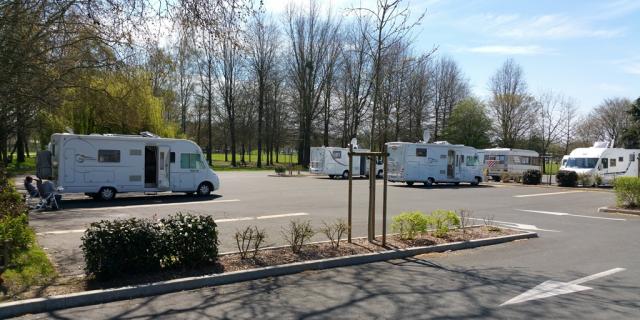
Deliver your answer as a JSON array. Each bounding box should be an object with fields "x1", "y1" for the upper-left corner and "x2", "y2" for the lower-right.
[{"x1": 21, "y1": 171, "x2": 640, "y2": 319}]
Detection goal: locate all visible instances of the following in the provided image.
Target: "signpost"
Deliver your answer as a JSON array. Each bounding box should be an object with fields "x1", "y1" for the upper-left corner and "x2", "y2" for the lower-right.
[{"x1": 347, "y1": 145, "x2": 389, "y2": 246}]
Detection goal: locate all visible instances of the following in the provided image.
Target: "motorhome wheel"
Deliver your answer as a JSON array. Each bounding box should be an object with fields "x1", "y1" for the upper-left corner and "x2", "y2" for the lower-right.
[
  {"x1": 406, "y1": 182, "x2": 414, "y2": 186},
  {"x1": 425, "y1": 178, "x2": 434, "y2": 187},
  {"x1": 377, "y1": 170, "x2": 383, "y2": 178},
  {"x1": 471, "y1": 177, "x2": 481, "y2": 186},
  {"x1": 342, "y1": 170, "x2": 349, "y2": 179},
  {"x1": 98, "y1": 187, "x2": 116, "y2": 201},
  {"x1": 197, "y1": 182, "x2": 211, "y2": 196},
  {"x1": 329, "y1": 175, "x2": 335, "y2": 179}
]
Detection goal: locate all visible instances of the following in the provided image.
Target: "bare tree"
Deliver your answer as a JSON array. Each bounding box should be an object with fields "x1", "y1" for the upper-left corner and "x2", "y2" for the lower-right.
[
  {"x1": 248, "y1": 12, "x2": 279, "y2": 167},
  {"x1": 577, "y1": 97, "x2": 632, "y2": 147},
  {"x1": 535, "y1": 90, "x2": 572, "y2": 171},
  {"x1": 431, "y1": 56, "x2": 469, "y2": 140},
  {"x1": 488, "y1": 59, "x2": 535, "y2": 147}
]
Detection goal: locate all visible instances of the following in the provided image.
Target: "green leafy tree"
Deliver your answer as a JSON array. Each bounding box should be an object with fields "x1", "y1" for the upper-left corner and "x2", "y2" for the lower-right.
[
  {"x1": 442, "y1": 98, "x2": 492, "y2": 148},
  {"x1": 622, "y1": 97, "x2": 640, "y2": 148}
]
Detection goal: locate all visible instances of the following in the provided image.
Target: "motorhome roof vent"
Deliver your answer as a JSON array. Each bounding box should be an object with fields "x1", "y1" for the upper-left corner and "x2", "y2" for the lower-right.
[
  {"x1": 421, "y1": 129, "x2": 431, "y2": 144},
  {"x1": 433, "y1": 141, "x2": 451, "y2": 145},
  {"x1": 140, "y1": 131, "x2": 159, "y2": 138},
  {"x1": 593, "y1": 141, "x2": 609, "y2": 148}
]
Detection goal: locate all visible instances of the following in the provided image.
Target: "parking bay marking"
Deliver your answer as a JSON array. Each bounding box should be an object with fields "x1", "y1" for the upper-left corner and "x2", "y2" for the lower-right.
[
  {"x1": 63, "y1": 199, "x2": 241, "y2": 212},
  {"x1": 513, "y1": 191, "x2": 585, "y2": 198},
  {"x1": 468, "y1": 218, "x2": 559, "y2": 232},
  {"x1": 36, "y1": 212, "x2": 310, "y2": 235},
  {"x1": 501, "y1": 268, "x2": 626, "y2": 306},
  {"x1": 516, "y1": 209, "x2": 626, "y2": 221}
]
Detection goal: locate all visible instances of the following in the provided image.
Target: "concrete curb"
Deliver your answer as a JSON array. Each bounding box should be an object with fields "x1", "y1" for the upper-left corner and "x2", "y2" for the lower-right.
[
  {"x1": 598, "y1": 206, "x2": 640, "y2": 216},
  {"x1": 0, "y1": 231, "x2": 537, "y2": 318}
]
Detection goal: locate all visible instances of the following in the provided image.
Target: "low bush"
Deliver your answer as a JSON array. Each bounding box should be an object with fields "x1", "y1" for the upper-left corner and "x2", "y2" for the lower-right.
[
  {"x1": 320, "y1": 219, "x2": 347, "y2": 249},
  {"x1": 594, "y1": 174, "x2": 603, "y2": 186},
  {"x1": 522, "y1": 169, "x2": 542, "y2": 185},
  {"x1": 1, "y1": 239, "x2": 57, "y2": 296},
  {"x1": 391, "y1": 211, "x2": 429, "y2": 240},
  {"x1": 274, "y1": 165, "x2": 286, "y2": 175},
  {"x1": 235, "y1": 226, "x2": 267, "y2": 259},
  {"x1": 427, "y1": 210, "x2": 461, "y2": 238},
  {"x1": 82, "y1": 213, "x2": 219, "y2": 280},
  {"x1": 81, "y1": 218, "x2": 161, "y2": 280},
  {"x1": 578, "y1": 173, "x2": 593, "y2": 187},
  {"x1": 556, "y1": 170, "x2": 578, "y2": 187},
  {"x1": 0, "y1": 214, "x2": 34, "y2": 263},
  {"x1": 281, "y1": 220, "x2": 315, "y2": 253},
  {"x1": 500, "y1": 172, "x2": 511, "y2": 183},
  {"x1": 613, "y1": 177, "x2": 640, "y2": 208},
  {"x1": 158, "y1": 213, "x2": 218, "y2": 268}
]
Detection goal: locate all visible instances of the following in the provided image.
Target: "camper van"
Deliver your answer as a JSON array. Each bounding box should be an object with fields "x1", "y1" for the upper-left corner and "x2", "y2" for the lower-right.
[
  {"x1": 386, "y1": 141, "x2": 484, "y2": 186},
  {"x1": 310, "y1": 142, "x2": 383, "y2": 179},
  {"x1": 36, "y1": 133, "x2": 220, "y2": 200},
  {"x1": 483, "y1": 148, "x2": 541, "y2": 181},
  {"x1": 559, "y1": 142, "x2": 640, "y2": 185}
]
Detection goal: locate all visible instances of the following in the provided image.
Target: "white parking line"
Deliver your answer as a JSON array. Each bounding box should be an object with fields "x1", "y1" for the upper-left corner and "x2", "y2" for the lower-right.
[
  {"x1": 516, "y1": 209, "x2": 626, "y2": 221},
  {"x1": 469, "y1": 218, "x2": 559, "y2": 232},
  {"x1": 513, "y1": 191, "x2": 585, "y2": 198},
  {"x1": 35, "y1": 212, "x2": 310, "y2": 236},
  {"x1": 64, "y1": 199, "x2": 241, "y2": 212}
]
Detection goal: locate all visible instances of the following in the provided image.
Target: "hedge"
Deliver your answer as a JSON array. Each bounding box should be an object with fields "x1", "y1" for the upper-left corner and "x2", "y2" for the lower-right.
[
  {"x1": 613, "y1": 177, "x2": 640, "y2": 208},
  {"x1": 556, "y1": 170, "x2": 578, "y2": 187},
  {"x1": 82, "y1": 213, "x2": 218, "y2": 280},
  {"x1": 522, "y1": 169, "x2": 542, "y2": 185}
]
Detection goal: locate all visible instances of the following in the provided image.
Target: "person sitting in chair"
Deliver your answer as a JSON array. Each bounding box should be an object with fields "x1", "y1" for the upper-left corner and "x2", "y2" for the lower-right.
[{"x1": 24, "y1": 176, "x2": 39, "y2": 197}]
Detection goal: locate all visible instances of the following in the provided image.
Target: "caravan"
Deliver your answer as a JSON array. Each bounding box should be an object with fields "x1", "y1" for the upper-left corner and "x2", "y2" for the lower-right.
[
  {"x1": 386, "y1": 140, "x2": 484, "y2": 186},
  {"x1": 310, "y1": 146, "x2": 383, "y2": 179},
  {"x1": 483, "y1": 148, "x2": 541, "y2": 181},
  {"x1": 36, "y1": 133, "x2": 220, "y2": 200},
  {"x1": 560, "y1": 142, "x2": 640, "y2": 185}
]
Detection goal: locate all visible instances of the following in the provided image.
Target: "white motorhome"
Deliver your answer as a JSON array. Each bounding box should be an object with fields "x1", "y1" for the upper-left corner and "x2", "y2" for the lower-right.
[
  {"x1": 483, "y1": 148, "x2": 541, "y2": 181},
  {"x1": 386, "y1": 140, "x2": 484, "y2": 186},
  {"x1": 36, "y1": 133, "x2": 220, "y2": 200},
  {"x1": 559, "y1": 142, "x2": 640, "y2": 185},
  {"x1": 310, "y1": 141, "x2": 383, "y2": 179}
]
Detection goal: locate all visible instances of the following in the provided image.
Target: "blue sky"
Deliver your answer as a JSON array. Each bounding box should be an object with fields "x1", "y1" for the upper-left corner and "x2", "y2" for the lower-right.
[{"x1": 263, "y1": 0, "x2": 640, "y2": 114}]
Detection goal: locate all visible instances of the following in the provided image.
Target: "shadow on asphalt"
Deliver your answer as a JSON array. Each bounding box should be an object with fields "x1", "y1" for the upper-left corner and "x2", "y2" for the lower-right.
[
  {"x1": 391, "y1": 184, "x2": 495, "y2": 189},
  {"x1": 40, "y1": 257, "x2": 640, "y2": 319},
  {"x1": 56, "y1": 194, "x2": 223, "y2": 210}
]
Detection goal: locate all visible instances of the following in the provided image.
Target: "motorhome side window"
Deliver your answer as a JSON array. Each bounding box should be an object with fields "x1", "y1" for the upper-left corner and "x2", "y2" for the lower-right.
[
  {"x1": 610, "y1": 159, "x2": 617, "y2": 167},
  {"x1": 98, "y1": 150, "x2": 120, "y2": 163},
  {"x1": 180, "y1": 153, "x2": 202, "y2": 169},
  {"x1": 601, "y1": 158, "x2": 608, "y2": 169},
  {"x1": 416, "y1": 148, "x2": 427, "y2": 157},
  {"x1": 332, "y1": 151, "x2": 342, "y2": 159},
  {"x1": 631, "y1": 154, "x2": 636, "y2": 162},
  {"x1": 170, "y1": 152, "x2": 175, "y2": 163}
]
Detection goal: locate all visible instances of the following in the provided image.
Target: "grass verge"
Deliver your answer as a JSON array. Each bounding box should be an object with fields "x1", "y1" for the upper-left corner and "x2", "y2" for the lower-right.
[{"x1": 1, "y1": 234, "x2": 57, "y2": 300}]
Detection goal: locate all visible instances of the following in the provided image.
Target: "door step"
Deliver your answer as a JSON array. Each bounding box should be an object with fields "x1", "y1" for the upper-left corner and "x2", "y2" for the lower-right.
[{"x1": 144, "y1": 192, "x2": 158, "y2": 196}]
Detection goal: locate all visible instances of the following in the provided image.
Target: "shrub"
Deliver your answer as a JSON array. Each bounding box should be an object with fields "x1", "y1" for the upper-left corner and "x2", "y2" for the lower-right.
[
  {"x1": 235, "y1": 226, "x2": 267, "y2": 259},
  {"x1": 391, "y1": 211, "x2": 429, "y2": 240},
  {"x1": 556, "y1": 170, "x2": 578, "y2": 187},
  {"x1": 594, "y1": 174, "x2": 603, "y2": 186},
  {"x1": 281, "y1": 219, "x2": 315, "y2": 253},
  {"x1": 500, "y1": 172, "x2": 511, "y2": 183},
  {"x1": 320, "y1": 219, "x2": 347, "y2": 249},
  {"x1": 274, "y1": 165, "x2": 286, "y2": 175},
  {"x1": 158, "y1": 213, "x2": 218, "y2": 268},
  {"x1": 578, "y1": 173, "x2": 593, "y2": 187},
  {"x1": 522, "y1": 169, "x2": 542, "y2": 185},
  {"x1": 81, "y1": 218, "x2": 161, "y2": 280},
  {"x1": 613, "y1": 177, "x2": 640, "y2": 208},
  {"x1": 0, "y1": 214, "x2": 34, "y2": 264},
  {"x1": 427, "y1": 210, "x2": 461, "y2": 238},
  {"x1": 483, "y1": 215, "x2": 501, "y2": 232},
  {"x1": 82, "y1": 213, "x2": 219, "y2": 280}
]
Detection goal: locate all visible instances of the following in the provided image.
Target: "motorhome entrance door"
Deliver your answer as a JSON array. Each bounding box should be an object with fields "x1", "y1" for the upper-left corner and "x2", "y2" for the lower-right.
[
  {"x1": 158, "y1": 146, "x2": 170, "y2": 190},
  {"x1": 447, "y1": 150, "x2": 455, "y2": 178}
]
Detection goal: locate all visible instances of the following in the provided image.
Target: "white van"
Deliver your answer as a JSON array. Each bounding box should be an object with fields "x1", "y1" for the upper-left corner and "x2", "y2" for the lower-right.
[
  {"x1": 483, "y1": 148, "x2": 541, "y2": 181},
  {"x1": 310, "y1": 146, "x2": 383, "y2": 179},
  {"x1": 36, "y1": 133, "x2": 220, "y2": 200},
  {"x1": 386, "y1": 141, "x2": 484, "y2": 186},
  {"x1": 560, "y1": 142, "x2": 640, "y2": 185}
]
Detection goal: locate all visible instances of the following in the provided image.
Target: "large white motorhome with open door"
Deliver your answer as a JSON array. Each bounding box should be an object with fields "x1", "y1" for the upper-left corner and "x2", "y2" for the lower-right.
[
  {"x1": 483, "y1": 148, "x2": 541, "y2": 181},
  {"x1": 35, "y1": 133, "x2": 220, "y2": 200},
  {"x1": 310, "y1": 140, "x2": 383, "y2": 179},
  {"x1": 386, "y1": 140, "x2": 484, "y2": 186},
  {"x1": 559, "y1": 141, "x2": 640, "y2": 185}
]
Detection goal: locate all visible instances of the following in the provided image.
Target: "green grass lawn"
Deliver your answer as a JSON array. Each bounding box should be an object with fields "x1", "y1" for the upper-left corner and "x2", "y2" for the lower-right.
[
  {"x1": 543, "y1": 162, "x2": 560, "y2": 175},
  {"x1": 5, "y1": 155, "x2": 36, "y2": 176}
]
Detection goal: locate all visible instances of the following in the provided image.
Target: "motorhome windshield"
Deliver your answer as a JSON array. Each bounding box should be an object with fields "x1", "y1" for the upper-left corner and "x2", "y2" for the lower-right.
[{"x1": 566, "y1": 157, "x2": 599, "y2": 169}]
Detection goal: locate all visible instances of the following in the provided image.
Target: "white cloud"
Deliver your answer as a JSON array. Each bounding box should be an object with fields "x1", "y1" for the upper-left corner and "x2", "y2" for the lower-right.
[
  {"x1": 460, "y1": 13, "x2": 625, "y2": 40},
  {"x1": 624, "y1": 63, "x2": 640, "y2": 76},
  {"x1": 597, "y1": 83, "x2": 628, "y2": 93},
  {"x1": 465, "y1": 45, "x2": 549, "y2": 55}
]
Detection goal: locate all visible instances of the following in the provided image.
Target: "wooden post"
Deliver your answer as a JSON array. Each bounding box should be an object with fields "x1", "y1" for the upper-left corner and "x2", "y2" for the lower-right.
[
  {"x1": 368, "y1": 156, "x2": 376, "y2": 242},
  {"x1": 383, "y1": 146, "x2": 388, "y2": 246},
  {"x1": 348, "y1": 144, "x2": 353, "y2": 243}
]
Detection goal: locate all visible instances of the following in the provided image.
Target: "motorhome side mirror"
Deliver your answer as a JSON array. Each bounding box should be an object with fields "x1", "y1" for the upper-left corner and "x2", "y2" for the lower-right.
[{"x1": 597, "y1": 165, "x2": 601, "y2": 170}]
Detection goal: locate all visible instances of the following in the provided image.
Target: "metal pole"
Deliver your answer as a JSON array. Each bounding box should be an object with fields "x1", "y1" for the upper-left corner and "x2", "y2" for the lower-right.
[
  {"x1": 368, "y1": 156, "x2": 376, "y2": 242},
  {"x1": 383, "y1": 147, "x2": 388, "y2": 246},
  {"x1": 348, "y1": 144, "x2": 353, "y2": 243}
]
